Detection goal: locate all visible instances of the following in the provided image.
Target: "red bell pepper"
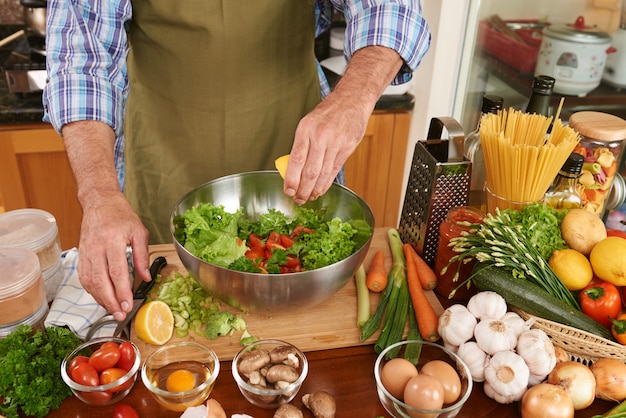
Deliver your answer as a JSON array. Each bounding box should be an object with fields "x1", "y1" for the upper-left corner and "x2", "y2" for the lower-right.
[{"x1": 579, "y1": 280, "x2": 622, "y2": 328}]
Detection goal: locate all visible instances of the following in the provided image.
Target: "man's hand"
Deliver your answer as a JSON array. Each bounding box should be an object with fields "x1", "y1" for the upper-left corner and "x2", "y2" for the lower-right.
[
  {"x1": 284, "y1": 46, "x2": 403, "y2": 204},
  {"x1": 62, "y1": 121, "x2": 151, "y2": 321}
]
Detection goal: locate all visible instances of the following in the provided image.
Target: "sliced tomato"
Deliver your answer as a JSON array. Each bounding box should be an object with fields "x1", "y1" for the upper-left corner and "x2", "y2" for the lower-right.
[
  {"x1": 245, "y1": 247, "x2": 265, "y2": 261},
  {"x1": 248, "y1": 233, "x2": 265, "y2": 249},
  {"x1": 292, "y1": 225, "x2": 314, "y2": 237},
  {"x1": 266, "y1": 231, "x2": 284, "y2": 250},
  {"x1": 280, "y1": 234, "x2": 295, "y2": 248}
]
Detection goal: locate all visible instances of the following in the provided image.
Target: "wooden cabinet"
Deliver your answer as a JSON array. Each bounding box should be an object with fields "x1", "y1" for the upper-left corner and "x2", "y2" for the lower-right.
[
  {"x1": 344, "y1": 110, "x2": 411, "y2": 228},
  {"x1": 0, "y1": 123, "x2": 82, "y2": 249}
]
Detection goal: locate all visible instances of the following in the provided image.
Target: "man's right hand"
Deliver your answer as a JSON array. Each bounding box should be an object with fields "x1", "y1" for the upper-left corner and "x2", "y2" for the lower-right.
[
  {"x1": 77, "y1": 191, "x2": 151, "y2": 321},
  {"x1": 61, "y1": 121, "x2": 151, "y2": 321}
]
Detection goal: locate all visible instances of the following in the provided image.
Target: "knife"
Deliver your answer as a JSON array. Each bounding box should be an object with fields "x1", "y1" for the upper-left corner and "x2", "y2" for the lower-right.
[{"x1": 112, "y1": 256, "x2": 168, "y2": 337}]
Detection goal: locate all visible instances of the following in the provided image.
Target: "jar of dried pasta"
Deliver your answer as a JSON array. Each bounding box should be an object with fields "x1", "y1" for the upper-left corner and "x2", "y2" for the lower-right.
[
  {"x1": 0, "y1": 208, "x2": 63, "y2": 300},
  {"x1": 568, "y1": 111, "x2": 626, "y2": 219},
  {"x1": 0, "y1": 247, "x2": 48, "y2": 336}
]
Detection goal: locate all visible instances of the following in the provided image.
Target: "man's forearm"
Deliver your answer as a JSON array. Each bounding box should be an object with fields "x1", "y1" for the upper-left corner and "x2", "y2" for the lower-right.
[
  {"x1": 331, "y1": 45, "x2": 404, "y2": 113},
  {"x1": 61, "y1": 121, "x2": 122, "y2": 211}
]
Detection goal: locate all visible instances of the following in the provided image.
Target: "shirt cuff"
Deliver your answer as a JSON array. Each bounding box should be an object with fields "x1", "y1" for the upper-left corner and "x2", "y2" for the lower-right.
[
  {"x1": 43, "y1": 73, "x2": 125, "y2": 136},
  {"x1": 345, "y1": 4, "x2": 431, "y2": 85}
]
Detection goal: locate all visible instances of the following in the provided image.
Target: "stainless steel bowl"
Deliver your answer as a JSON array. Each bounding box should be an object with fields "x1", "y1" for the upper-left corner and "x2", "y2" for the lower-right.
[{"x1": 170, "y1": 171, "x2": 374, "y2": 313}]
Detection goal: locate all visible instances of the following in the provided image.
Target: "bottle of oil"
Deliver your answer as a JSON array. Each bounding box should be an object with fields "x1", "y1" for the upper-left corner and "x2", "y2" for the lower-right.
[
  {"x1": 464, "y1": 95, "x2": 504, "y2": 207},
  {"x1": 544, "y1": 152, "x2": 584, "y2": 210},
  {"x1": 525, "y1": 75, "x2": 555, "y2": 117}
]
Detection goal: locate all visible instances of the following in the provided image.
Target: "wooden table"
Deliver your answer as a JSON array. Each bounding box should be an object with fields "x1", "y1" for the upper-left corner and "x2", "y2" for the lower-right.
[
  {"x1": 42, "y1": 228, "x2": 618, "y2": 418},
  {"x1": 43, "y1": 344, "x2": 616, "y2": 418}
]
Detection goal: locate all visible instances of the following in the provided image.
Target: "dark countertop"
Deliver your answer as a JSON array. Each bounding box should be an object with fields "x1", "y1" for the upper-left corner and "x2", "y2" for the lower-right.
[
  {"x1": 0, "y1": 24, "x2": 414, "y2": 126},
  {"x1": 0, "y1": 25, "x2": 45, "y2": 125}
]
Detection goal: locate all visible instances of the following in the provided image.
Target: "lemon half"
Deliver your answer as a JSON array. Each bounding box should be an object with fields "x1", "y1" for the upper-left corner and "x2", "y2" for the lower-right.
[{"x1": 134, "y1": 300, "x2": 174, "y2": 346}]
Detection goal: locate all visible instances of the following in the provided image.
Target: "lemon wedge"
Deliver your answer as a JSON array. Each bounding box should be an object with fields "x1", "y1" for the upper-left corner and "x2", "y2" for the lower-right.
[
  {"x1": 275, "y1": 154, "x2": 290, "y2": 179},
  {"x1": 134, "y1": 300, "x2": 174, "y2": 346}
]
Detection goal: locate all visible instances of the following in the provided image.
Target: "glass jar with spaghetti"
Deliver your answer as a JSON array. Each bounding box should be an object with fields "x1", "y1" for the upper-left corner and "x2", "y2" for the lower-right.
[
  {"x1": 568, "y1": 111, "x2": 626, "y2": 220},
  {"x1": 434, "y1": 206, "x2": 485, "y2": 301}
]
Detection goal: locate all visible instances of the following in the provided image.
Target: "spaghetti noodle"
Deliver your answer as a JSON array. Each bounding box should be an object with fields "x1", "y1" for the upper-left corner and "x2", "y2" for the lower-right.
[{"x1": 480, "y1": 108, "x2": 580, "y2": 212}]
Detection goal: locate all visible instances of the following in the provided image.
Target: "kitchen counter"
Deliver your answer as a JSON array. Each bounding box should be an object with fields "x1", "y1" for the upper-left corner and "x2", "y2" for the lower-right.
[
  {"x1": 0, "y1": 25, "x2": 44, "y2": 125},
  {"x1": 39, "y1": 228, "x2": 621, "y2": 418}
]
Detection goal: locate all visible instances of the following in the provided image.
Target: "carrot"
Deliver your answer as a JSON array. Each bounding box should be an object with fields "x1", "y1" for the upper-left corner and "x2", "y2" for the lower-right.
[
  {"x1": 403, "y1": 243, "x2": 439, "y2": 342},
  {"x1": 405, "y1": 244, "x2": 437, "y2": 290},
  {"x1": 366, "y1": 250, "x2": 388, "y2": 293}
]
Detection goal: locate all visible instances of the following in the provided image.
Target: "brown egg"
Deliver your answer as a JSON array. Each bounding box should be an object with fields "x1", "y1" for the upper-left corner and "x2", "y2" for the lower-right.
[
  {"x1": 420, "y1": 360, "x2": 462, "y2": 404},
  {"x1": 403, "y1": 374, "x2": 445, "y2": 418},
  {"x1": 380, "y1": 357, "x2": 419, "y2": 400}
]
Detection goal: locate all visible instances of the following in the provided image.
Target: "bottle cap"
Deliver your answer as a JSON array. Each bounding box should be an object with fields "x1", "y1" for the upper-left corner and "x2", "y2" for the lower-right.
[
  {"x1": 482, "y1": 95, "x2": 504, "y2": 114},
  {"x1": 532, "y1": 75, "x2": 556, "y2": 94},
  {"x1": 561, "y1": 152, "x2": 584, "y2": 175}
]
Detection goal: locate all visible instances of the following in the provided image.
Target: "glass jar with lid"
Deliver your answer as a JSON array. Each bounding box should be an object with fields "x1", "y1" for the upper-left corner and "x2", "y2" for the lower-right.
[{"x1": 568, "y1": 111, "x2": 626, "y2": 220}]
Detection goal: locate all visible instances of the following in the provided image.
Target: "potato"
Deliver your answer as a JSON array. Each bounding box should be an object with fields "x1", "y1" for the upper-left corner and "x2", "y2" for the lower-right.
[{"x1": 560, "y1": 208, "x2": 607, "y2": 256}]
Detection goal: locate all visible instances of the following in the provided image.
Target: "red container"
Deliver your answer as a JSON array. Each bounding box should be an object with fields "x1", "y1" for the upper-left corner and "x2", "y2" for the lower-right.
[
  {"x1": 434, "y1": 206, "x2": 485, "y2": 301},
  {"x1": 477, "y1": 19, "x2": 544, "y2": 74}
]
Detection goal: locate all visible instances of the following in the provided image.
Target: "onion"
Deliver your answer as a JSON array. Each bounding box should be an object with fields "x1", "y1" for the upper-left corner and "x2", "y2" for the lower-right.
[
  {"x1": 547, "y1": 361, "x2": 596, "y2": 410},
  {"x1": 521, "y1": 383, "x2": 574, "y2": 418},
  {"x1": 553, "y1": 346, "x2": 569, "y2": 364},
  {"x1": 590, "y1": 358, "x2": 626, "y2": 402}
]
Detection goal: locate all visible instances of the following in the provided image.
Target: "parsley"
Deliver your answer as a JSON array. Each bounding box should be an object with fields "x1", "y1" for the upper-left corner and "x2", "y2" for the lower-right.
[{"x1": 0, "y1": 325, "x2": 83, "y2": 418}]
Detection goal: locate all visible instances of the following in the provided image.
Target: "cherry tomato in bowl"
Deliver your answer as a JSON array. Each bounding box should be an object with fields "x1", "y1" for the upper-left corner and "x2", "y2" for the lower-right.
[{"x1": 61, "y1": 337, "x2": 141, "y2": 406}]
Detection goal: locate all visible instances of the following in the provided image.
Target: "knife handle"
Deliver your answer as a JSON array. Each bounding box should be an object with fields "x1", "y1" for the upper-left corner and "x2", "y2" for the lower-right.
[{"x1": 134, "y1": 256, "x2": 168, "y2": 299}]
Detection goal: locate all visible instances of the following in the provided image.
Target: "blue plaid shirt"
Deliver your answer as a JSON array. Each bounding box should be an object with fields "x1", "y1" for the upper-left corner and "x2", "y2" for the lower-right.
[{"x1": 43, "y1": 0, "x2": 431, "y2": 190}]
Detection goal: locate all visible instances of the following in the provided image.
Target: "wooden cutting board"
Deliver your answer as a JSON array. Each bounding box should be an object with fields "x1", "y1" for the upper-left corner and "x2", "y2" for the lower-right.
[{"x1": 131, "y1": 228, "x2": 444, "y2": 361}]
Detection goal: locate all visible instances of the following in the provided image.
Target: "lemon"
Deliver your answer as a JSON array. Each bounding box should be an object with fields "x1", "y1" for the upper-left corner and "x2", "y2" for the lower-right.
[
  {"x1": 134, "y1": 300, "x2": 174, "y2": 345},
  {"x1": 590, "y1": 237, "x2": 626, "y2": 286},
  {"x1": 548, "y1": 249, "x2": 593, "y2": 291},
  {"x1": 166, "y1": 369, "x2": 196, "y2": 392},
  {"x1": 275, "y1": 154, "x2": 290, "y2": 179}
]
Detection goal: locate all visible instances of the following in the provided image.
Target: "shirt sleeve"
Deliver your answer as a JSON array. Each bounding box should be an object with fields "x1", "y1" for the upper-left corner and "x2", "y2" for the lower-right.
[
  {"x1": 335, "y1": 0, "x2": 431, "y2": 85},
  {"x1": 43, "y1": 0, "x2": 131, "y2": 137}
]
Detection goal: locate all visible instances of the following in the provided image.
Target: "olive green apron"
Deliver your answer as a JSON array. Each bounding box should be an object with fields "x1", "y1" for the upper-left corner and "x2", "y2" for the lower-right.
[{"x1": 125, "y1": 0, "x2": 321, "y2": 243}]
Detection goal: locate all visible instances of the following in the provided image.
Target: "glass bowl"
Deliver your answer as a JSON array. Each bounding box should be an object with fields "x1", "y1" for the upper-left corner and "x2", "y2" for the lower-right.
[
  {"x1": 374, "y1": 340, "x2": 473, "y2": 418},
  {"x1": 232, "y1": 339, "x2": 308, "y2": 409},
  {"x1": 61, "y1": 337, "x2": 141, "y2": 406},
  {"x1": 141, "y1": 341, "x2": 220, "y2": 412}
]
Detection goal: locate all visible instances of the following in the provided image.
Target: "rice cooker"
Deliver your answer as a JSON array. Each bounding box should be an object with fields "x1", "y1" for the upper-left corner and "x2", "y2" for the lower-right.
[{"x1": 535, "y1": 16, "x2": 613, "y2": 97}]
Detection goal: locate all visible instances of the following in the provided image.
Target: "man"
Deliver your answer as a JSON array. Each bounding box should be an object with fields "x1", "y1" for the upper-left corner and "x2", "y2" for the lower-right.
[{"x1": 43, "y1": 0, "x2": 430, "y2": 321}]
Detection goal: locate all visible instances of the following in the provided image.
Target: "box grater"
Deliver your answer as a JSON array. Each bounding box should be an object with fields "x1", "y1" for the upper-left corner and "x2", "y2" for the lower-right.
[{"x1": 398, "y1": 117, "x2": 471, "y2": 267}]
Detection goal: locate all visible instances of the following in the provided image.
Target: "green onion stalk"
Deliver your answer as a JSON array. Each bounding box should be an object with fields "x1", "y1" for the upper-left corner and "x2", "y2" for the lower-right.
[
  {"x1": 360, "y1": 229, "x2": 411, "y2": 360},
  {"x1": 442, "y1": 210, "x2": 580, "y2": 310}
]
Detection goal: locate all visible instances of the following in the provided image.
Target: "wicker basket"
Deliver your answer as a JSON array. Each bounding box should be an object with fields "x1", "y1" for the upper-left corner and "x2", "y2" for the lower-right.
[{"x1": 512, "y1": 308, "x2": 626, "y2": 366}]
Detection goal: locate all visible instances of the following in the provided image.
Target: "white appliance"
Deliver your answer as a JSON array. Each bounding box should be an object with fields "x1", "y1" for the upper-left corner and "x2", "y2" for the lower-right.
[{"x1": 603, "y1": 0, "x2": 626, "y2": 88}]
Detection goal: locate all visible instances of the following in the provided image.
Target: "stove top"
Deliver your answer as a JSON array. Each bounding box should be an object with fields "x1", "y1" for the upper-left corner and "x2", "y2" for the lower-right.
[{"x1": 2, "y1": 36, "x2": 46, "y2": 93}]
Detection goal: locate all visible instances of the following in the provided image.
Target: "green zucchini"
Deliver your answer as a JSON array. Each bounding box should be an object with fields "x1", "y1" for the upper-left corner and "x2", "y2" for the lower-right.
[{"x1": 472, "y1": 264, "x2": 614, "y2": 341}]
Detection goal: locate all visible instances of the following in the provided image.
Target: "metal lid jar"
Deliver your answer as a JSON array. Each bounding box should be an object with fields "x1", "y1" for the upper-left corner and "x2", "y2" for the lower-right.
[
  {"x1": 0, "y1": 247, "x2": 47, "y2": 334},
  {"x1": 568, "y1": 111, "x2": 626, "y2": 219}
]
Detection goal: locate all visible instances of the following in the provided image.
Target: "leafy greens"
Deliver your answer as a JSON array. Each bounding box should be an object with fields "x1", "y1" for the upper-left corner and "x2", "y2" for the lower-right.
[
  {"x1": 0, "y1": 325, "x2": 83, "y2": 418},
  {"x1": 173, "y1": 204, "x2": 370, "y2": 272}
]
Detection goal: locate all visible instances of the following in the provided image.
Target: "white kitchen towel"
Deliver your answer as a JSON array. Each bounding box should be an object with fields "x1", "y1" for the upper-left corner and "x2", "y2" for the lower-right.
[{"x1": 44, "y1": 247, "x2": 133, "y2": 339}]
